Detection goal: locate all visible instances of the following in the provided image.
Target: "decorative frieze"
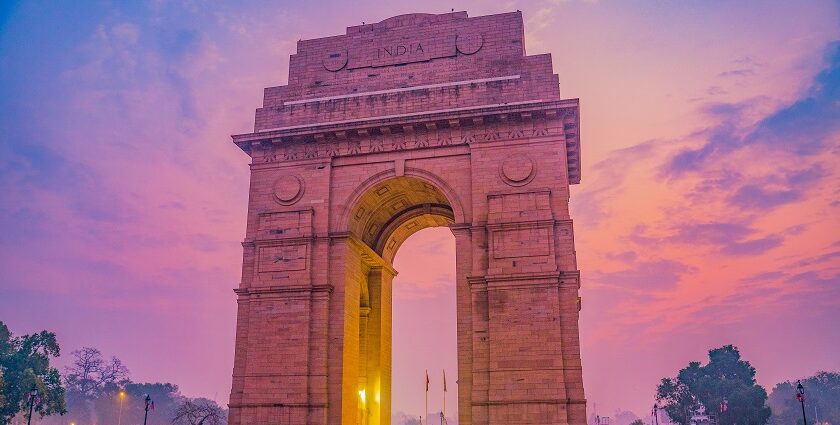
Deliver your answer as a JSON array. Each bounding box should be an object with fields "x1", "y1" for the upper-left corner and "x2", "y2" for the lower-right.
[{"x1": 254, "y1": 121, "x2": 562, "y2": 164}]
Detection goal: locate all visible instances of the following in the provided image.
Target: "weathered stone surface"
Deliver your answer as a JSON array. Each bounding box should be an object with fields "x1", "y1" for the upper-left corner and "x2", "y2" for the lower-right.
[{"x1": 228, "y1": 10, "x2": 585, "y2": 425}]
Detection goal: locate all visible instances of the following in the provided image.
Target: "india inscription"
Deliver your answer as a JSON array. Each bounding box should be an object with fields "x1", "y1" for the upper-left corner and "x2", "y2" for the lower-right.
[
  {"x1": 228, "y1": 11, "x2": 585, "y2": 425},
  {"x1": 376, "y1": 43, "x2": 424, "y2": 59}
]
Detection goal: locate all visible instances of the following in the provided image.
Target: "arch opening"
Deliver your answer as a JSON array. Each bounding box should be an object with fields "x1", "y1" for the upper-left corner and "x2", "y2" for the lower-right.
[
  {"x1": 344, "y1": 176, "x2": 458, "y2": 425},
  {"x1": 391, "y1": 227, "x2": 457, "y2": 424}
]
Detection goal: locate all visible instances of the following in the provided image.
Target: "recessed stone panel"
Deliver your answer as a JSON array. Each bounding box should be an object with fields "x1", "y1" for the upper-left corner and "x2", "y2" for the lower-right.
[
  {"x1": 257, "y1": 209, "x2": 313, "y2": 239},
  {"x1": 258, "y1": 244, "x2": 307, "y2": 272},
  {"x1": 492, "y1": 228, "x2": 550, "y2": 259}
]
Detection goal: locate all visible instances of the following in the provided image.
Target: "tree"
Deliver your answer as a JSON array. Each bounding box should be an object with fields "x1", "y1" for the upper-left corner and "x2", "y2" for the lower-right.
[
  {"x1": 64, "y1": 346, "x2": 130, "y2": 399},
  {"x1": 172, "y1": 397, "x2": 227, "y2": 425},
  {"x1": 768, "y1": 371, "x2": 840, "y2": 425},
  {"x1": 57, "y1": 346, "x2": 130, "y2": 425},
  {"x1": 0, "y1": 321, "x2": 66, "y2": 423},
  {"x1": 656, "y1": 345, "x2": 771, "y2": 425},
  {"x1": 124, "y1": 382, "x2": 180, "y2": 425},
  {"x1": 630, "y1": 420, "x2": 645, "y2": 425}
]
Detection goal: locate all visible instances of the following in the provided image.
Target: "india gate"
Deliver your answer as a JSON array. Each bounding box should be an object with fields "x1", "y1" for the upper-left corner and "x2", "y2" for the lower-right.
[{"x1": 227, "y1": 11, "x2": 585, "y2": 425}]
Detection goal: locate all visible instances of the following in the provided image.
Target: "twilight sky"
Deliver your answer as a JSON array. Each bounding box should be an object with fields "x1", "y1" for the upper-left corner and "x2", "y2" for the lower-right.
[{"x1": 1, "y1": 0, "x2": 839, "y2": 421}]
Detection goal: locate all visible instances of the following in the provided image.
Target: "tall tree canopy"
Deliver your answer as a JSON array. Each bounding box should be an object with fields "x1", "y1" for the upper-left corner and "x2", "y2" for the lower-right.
[
  {"x1": 64, "y1": 346, "x2": 130, "y2": 399},
  {"x1": 656, "y1": 345, "x2": 771, "y2": 425},
  {"x1": 768, "y1": 371, "x2": 840, "y2": 425},
  {"x1": 0, "y1": 321, "x2": 66, "y2": 423}
]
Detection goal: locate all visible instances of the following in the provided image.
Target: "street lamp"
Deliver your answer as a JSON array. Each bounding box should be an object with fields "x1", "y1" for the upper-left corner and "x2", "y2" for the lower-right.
[
  {"x1": 118, "y1": 391, "x2": 126, "y2": 425},
  {"x1": 796, "y1": 381, "x2": 807, "y2": 425},
  {"x1": 143, "y1": 394, "x2": 153, "y2": 425},
  {"x1": 27, "y1": 386, "x2": 38, "y2": 425},
  {"x1": 652, "y1": 403, "x2": 660, "y2": 425}
]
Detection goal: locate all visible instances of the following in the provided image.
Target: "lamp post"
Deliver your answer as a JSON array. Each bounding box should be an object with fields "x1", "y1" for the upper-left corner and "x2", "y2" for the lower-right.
[
  {"x1": 796, "y1": 381, "x2": 807, "y2": 425},
  {"x1": 118, "y1": 391, "x2": 126, "y2": 425},
  {"x1": 143, "y1": 394, "x2": 153, "y2": 425},
  {"x1": 27, "y1": 386, "x2": 38, "y2": 425},
  {"x1": 652, "y1": 403, "x2": 659, "y2": 425}
]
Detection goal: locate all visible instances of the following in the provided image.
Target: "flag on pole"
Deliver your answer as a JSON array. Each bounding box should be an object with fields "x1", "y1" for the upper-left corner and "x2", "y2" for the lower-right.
[
  {"x1": 425, "y1": 370, "x2": 429, "y2": 425},
  {"x1": 443, "y1": 370, "x2": 447, "y2": 392}
]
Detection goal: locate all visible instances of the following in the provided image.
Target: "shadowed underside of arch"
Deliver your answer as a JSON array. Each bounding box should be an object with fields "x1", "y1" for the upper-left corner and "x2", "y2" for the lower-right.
[{"x1": 348, "y1": 176, "x2": 455, "y2": 264}]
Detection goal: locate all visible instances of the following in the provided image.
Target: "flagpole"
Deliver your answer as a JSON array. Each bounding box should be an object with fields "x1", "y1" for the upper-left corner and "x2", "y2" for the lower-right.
[
  {"x1": 425, "y1": 370, "x2": 429, "y2": 425},
  {"x1": 443, "y1": 370, "x2": 446, "y2": 424}
]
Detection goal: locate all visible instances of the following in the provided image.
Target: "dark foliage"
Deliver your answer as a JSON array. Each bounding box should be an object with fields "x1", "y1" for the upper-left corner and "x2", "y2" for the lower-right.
[
  {"x1": 0, "y1": 321, "x2": 66, "y2": 423},
  {"x1": 656, "y1": 345, "x2": 771, "y2": 425}
]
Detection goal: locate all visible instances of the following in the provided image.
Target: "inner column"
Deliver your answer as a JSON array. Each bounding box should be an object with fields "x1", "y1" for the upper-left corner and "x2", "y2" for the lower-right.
[{"x1": 365, "y1": 267, "x2": 395, "y2": 425}]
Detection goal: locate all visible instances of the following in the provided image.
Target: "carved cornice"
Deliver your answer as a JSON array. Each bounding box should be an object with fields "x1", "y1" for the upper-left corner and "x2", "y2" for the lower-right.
[
  {"x1": 472, "y1": 398, "x2": 587, "y2": 406},
  {"x1": 234, "y1": 100, "x2": 576, "y2": 147},
  {"x1": 228, "y1": 402, "x2": 328, "y2": 409},
  {"x1": 485, "y1": 218, "x2": 556, "y2": 231},
  {"x1": 233, "y1": 284, "x2": 334, "y2": 297},
  {"x1": 467, "y1": 270, "x2": 580, "y2": 291},
  {"x1": 234, "y1": 99, "x2": 581, "y2": 184},
  {"x1": 249, "y1": 118, "x2": 562, "y2": 165}
]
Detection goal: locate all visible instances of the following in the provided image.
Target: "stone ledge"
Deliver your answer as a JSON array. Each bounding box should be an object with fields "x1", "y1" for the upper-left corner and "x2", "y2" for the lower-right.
[
  {"x1": 473, "y1": 398, "x2": 587, "y2": 406},
  {"x1": 232, "y1": 99, "x2": 579, "y2": 150},
  {"x1": 228, "y1": 402, "x2": 328, "y2": 408},
  {"x1": 233, "y1": 284, "x2": 334, "y2": 296}
]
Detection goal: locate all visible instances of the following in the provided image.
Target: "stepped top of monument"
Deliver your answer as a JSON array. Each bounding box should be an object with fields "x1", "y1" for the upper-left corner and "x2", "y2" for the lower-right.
[{"x1": 248, "y1": 10, "x2": 570, "y2": 133}]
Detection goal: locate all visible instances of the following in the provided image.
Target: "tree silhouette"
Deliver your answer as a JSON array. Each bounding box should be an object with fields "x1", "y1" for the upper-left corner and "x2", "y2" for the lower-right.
[{"x1": 656, "y1": 345, "x2": 771, "y2": 425}]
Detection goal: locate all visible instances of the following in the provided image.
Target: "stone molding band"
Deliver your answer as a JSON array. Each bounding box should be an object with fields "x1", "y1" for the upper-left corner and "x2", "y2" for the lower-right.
[
  {"x1": 284, "y1": 74, "x2": 521, "y2": 105},
  {"x1": 233, "y1": 99, "x2": 578, "y2": 148},
  {"x1": 473, "y1": 398, "x2": 587, "y2": 406},
  {"x1": 233, "y1": 284, "x2": 334, "y2": 297},
  {"x1": 468, "y1": 271, "x2": 581, "y2": 291},
  {"x1": 228, "y1": 402, "x2": 327, "y2": 408}
]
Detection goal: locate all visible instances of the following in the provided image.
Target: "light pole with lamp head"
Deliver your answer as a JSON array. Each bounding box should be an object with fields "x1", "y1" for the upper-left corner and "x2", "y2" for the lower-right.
[
  {"x1": 118, "y1": 391, "x2": 126, "y2": 425},
  {"x1": 143, "y1": 394, "x2": 153, "y2": 425},
  {"x1": 27, "y1": 386, "x2": 38, "y2": 425},
  {"x1": 796, "y1": 381, "x2": 807, "y2": 425},
  {"x1": 652, "y1": 403, "x2": 659, "y2": 425}
]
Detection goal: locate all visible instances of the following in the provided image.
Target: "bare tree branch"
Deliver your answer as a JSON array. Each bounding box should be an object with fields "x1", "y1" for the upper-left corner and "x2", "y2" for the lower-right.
[
  {"x1": 172, "y1": 398, "x2": 227, "y2": 425},
  {"x1": 64, "y1": 347, "x2": 130, "y2": 398}
]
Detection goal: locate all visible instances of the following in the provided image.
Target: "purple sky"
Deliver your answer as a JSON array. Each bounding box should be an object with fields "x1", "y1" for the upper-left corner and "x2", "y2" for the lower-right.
[{"x1": 1, "y1": 0, "x2": 839, "y2": 421}]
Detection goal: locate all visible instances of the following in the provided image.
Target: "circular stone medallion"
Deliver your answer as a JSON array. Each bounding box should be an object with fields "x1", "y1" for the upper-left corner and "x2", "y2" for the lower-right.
[
  {"x1": 322, "y1": 50, "x2": 348, "y2": 72},
  {"x1": 500, "y1": 154, "x2": 536, "y2": 186},
  {"x1": 273, "y1": 175, "x2": 304, "y2": 205},
  {"x1": 456, "y1": 33, "x2": 484, "y2": 55}
]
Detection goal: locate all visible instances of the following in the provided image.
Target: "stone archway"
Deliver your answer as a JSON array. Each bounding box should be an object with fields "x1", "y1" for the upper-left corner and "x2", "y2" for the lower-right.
[
  {"x1": 340, "y1": 175, "x2": 456, "y2": 425},
  {"x1": 227, "y1": 10, "x2": 585, "y2": 425}
]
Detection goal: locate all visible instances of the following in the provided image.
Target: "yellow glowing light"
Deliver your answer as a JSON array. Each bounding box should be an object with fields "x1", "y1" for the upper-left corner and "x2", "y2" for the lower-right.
[
  {"x1": 375, "y1": 392, "x2": 380, "y2": 403},
  {"x1": 358, "y1": 389, "x2": 366, "y2": 404},
  {"x1": 119, "y1": 391, "x2": 126, "y2": 398}
]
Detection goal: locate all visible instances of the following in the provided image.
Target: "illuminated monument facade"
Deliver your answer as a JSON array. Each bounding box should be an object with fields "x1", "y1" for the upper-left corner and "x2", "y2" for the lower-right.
[{"x1": 228, "y1": 11, "x2": 585, "y2": 425}]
